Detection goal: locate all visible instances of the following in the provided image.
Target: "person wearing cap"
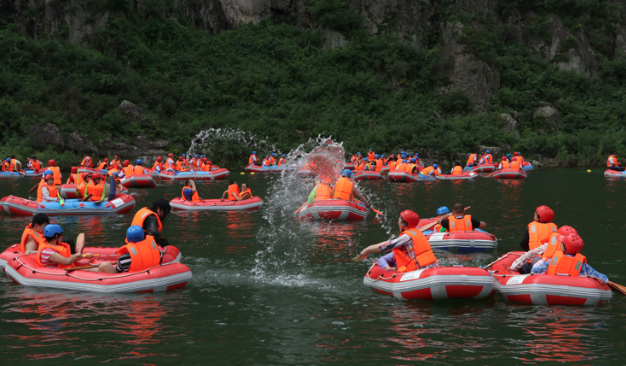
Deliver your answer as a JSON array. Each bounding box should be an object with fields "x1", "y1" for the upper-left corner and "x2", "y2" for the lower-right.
[
  {"x1": 420, "y1": 163, "x2": 441, "y2": 177},
  {"x1": 152, "y1": 156, "x2": 164, "y2": 172},
  {"x1": 249, "y1": 151, "x2": 259, "y2": 166},
  {"x1": 278, "y1": 154, "x2": 287, "y2": 166},
  {"x1": 36, "y1": 224, "x2": 87, "y2": 268},
  {"x1": 331, "y1": 169, "x2": 370, "y2": 207},
  {"x1": 512, "y1": 225, "x2": 577, "y2": 273},
  {"x1": 66, "y1": 167, "x2": 79, "y2": 184},
  {"x1": 432, "y1": 206, "x2": 450, "y2": 232},
  {"x1": 98, "y1": 225, "x2": 162, "y2": 274},
  {"x1": 201, "y1": 158, "x2": 213, "y2": 172},
  {"x1": 374, "y1": 155, "x2": 383, "y2": 172},
  {"x1": 520, "y1": 205, "x2": 557, "y2": 252},
  {"x1": 121, "y1": 160, "x2": 134, "y2": 178},
  {"x1": 356, "y1": 210, "x2": 439, "y2": 272},
  {"x1": 262, "y1": 155, "x2": 271, "y2": 167},
  {"x1": 405, "y1": 158, "x2": 418, "y2": 174},
  {"x1": 165, "y1": 153, "x2": 176, "y2": 171},
  {"x1": 362, "y1": 158, "x2": 373, "y2": 171},
  {"x1": 46, "y1": 159, "x2": 62, "y2": 185},
  {"x1": 497, "y1": 156, "x2": 510, "y2": 170},
  {"x1": 607, "y1": 152, "x2": 624, "y2": 171},
  {"x1": 134, "y1": 159, "x2": 145, "y2": 175},
  {"x1": 111, "y1": 171, "x2": 124, "y2": 192},
  {"x1": 368, "y1": 149, "x2": 375, "y2": 161},
  {"x1": 80, "y1": 156, "x2": 93, "y2": 168},
  {"x1": 77, "y1": 172, "x2": 93, "y2": 199},
  {"x1": 436, "y1": 203, "x2": 486, "y2": 232},
  {"x1": 480, "y1": 150, "x2": 493, "y2": 164},
  {"x1": 110, "y1": 156, "x2": 121, "y2": 170},
  {"x1": 40, "y1": 174, "x2": 60, "y2": 203},
  {"x1": 83, "y1": 173, "x2": 106, "y2": 202},
  {"x1": 530, "y1": 233, "x2": 608, "y2": 283},
  {"x1": 269, "y1": 153, "x2": 276, "y2": 166}
]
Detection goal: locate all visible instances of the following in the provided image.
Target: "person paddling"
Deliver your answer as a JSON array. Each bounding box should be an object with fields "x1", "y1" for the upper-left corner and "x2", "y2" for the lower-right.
[
  {"x1": 436, "y1": 203, "x2": 486, "y2": 232},
  {"x1": 332, "y1": 169, "x2": 370, "y2": 207},
  {"x1": 355, "y1": 210, "x2": 439, "y2": 272},
  {"x1": 98, "y1": 226, "x2": 162, "y2": 274}
]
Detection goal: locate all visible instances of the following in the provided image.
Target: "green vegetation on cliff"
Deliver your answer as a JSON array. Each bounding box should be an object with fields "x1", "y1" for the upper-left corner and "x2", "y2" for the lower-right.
[{"x1": 0, "y1": 0, "x2": 625, "y2": 167}]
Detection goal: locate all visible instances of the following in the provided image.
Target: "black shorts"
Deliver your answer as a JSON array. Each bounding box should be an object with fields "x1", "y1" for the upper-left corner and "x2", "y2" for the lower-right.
[{"x1": 115, "y1": 253, "x2": 131, "y2": 273}]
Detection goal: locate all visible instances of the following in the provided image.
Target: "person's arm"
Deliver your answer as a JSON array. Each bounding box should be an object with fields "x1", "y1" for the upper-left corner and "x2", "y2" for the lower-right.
[
  {"x1": 75, "y1": 233, "x2": 85, "y2": 254},
  {"x1": 471, "y1": 218, "x2": 486, "y2": 229},
  {"x1": 357, "y1": 234, "x2": 411, "y2": 261},
  {"x1": 143, "y1": 215, "x2": 161, "y2": 238},
  {"x1": 99, "y1": 186, "x2": 106, "y2": 202},
  {"x1": 307, "y1": 187, "x2": 317, "y2": 204},
  {"x1": 511, "y1": 244, "x2": 546, "y2": 270},
  {"x1": 377, "y1": 252, "x2": 396, "y2": 270},
  {"x1": 42, "y1": 186, "x2": 57, "y2": 202},
  {"x1": 530, "y1": 259, "x2": 549, "y2": 274},
  {"x1": 352, "y1": 186, "x2": 369, "y2": 206},
  {"x1": 221, "y1": 190, "x2": 228, "y2": 201},
  {"x1": 580, "y1": 263, "x2": 609, "y2": 283},
  {"x1": 48, "y1": 252, "x2": 82, "y2": 266},
  {"x1": 190, "y1": 180, "x2": 197, "y2": 192},
  {"x1": 520, "y1": 230, "x2": 530, "y2": 251}
]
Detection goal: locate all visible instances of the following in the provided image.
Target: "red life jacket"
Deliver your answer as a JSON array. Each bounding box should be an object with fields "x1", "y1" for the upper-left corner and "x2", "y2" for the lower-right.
[{"x1": 393, "y1": 229, "x2": 438, "y2": 272}]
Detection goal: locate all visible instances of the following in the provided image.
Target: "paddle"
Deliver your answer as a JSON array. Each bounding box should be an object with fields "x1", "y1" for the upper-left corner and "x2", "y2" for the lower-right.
[
  {"x1": 56, "y1": 193, "x2": 65, "y2": 207},
  {"x1": 608, "y1": 281, "x2": 626, "y2": 295},
  {"x1": 419, "y1": 206, "x2": 472, "y2": 232},
  {"x1": 29, "y1": 183, "x2": 40, "y2": 194},
  {"x1": 371, "y1": 207, "x2": 383, "y2": 216}
]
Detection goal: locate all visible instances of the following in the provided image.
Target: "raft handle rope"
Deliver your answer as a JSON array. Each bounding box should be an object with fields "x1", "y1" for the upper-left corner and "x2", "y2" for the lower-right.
[{"x1": 482, "y1": 253, "x2": 511, "y2": 270}]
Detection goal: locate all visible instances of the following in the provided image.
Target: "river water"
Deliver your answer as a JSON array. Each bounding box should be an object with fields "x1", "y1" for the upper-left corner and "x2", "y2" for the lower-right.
[{"x1": 1, "y1": 168, "x2": 625, "y2": 364}]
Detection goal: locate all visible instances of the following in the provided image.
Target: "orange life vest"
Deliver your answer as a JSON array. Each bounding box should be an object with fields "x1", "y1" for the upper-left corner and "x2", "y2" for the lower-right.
[
  {"x1": 134, "y1": 166, "x2": 145, "y2": 175},
  {"x1": 117, "y1": 235, "x2": 161, "y2": 271},
  {"x1": 541, "y1": 233, "x2": 564, "y2": 261},
  {"x1": 123, "y1": 166, "x2": 135, "y2": 177},
  {"x1": 527, "y1": 222, "x2": 558, "y2": 250},
  {"x1": 239, "y1": 188, "x2": 252, "y2": 199},
  {"x1": 452, "y1": 166, "x2": 463, "y2": 175},
  {"x1": 393, "y1": 229, "x2": 438, "y2": 272},
  {"x1": 110, "y1": 159, "x2": 120, "y2": 169},
  {"x1": 607, "y1": 155, "x2": 618, "y2": 167},
  {"x1": 449, "y1": 215, "x2": 472, "y2": 232},
  {"x1": 66, "y1": 174, "x2": 78, "y2": 184},
  {"x1": 44, "y1": 183, "x2": 58, "y2": 201},
  {"x1": 201, "y1": 164, "x2": 212, "y2": 172},
  {"x1": 389, "y1": 160, "x2": 397, "y2": 171},
  {"x1": 20, "y1": 224, "x2": 45, "y2": 253},
  {"x1": 375, "y1": 159, "x2": 383, "y2": 172},
  {"x1": 36, "y1": 241, "x2": 75, "y2": 269},
  {"x1": 466, "y1": 154, "x2": 477, "y2": 166},
  {"x1": 396, "y1": 162, "x2": 407, "y2": 171},
  {"x1": 131, "y1": 208, "x2": 163, "y2": 232},
  {"x1": 48, "y1": 166, "x2": 62, "y2": 185},
  {"x1": 484, "y1": 154, "x2": 493, "y2": 164},
  {"x1": 315, "y1": 184, "x2": 332, "y2": 200},
  {"x1": 152, "y1": 161, "x2": 163, "y2": 170},
  {"x1": 269, "y1": 157, "x2": 276, "y2": 165},
  {"x1": 368, "y1": 152, "x2": 375, "y2": 161},
  {"x1": 182, "y1": 187, "x2": 201, "y2": 202},
  {"x1": 546, "y1": 252, "x2": 586, "y2": 276},
  {"x1": 433, "y1": 223, "x2": 445, "y2": 232},
  {"x1": 108, "y1": 168, "x2": 119, "y2": 177},
  {"x1": 32, "y1": 160, "x2": 42, "y2": 170},
  {"x1": 405, "y1": 164, "x2": 417, "y2": 174},
  {"x1": 80, "y1": 157, "x2": 93, "y2": 167},
  {"x1": 501, "y1": 160, "x2": 511, "y2": 169},
  {"x1": 227, "y1": 183, "x2": 240, "y2": 201},
  {"x1": 354, "y1": 163, "x2": 364, "y2": 172},
  {"x1": 97, "y1": 162, "x2": 108, "y2": 170},
  {"x1": 85, "y1": 181, "x2": 104, "y2": 201},
  {"x1": 278, "y1": 158, "x2": 286, "y2": 166},
  {"x1": 248, "y1": 154, "x2": 257, "y2": 165},
  {"x1": 332, "y1": 177, "x2": 353, "y2": 201},
  {"x1": 165, "y1": 159, "x2": 175, "y2": 169},
  {"x1": 36, "y1": 179, "x2": 45, "y2": 202},
  {"x1": 421, "y1": 166, "x2": 434, "y2": 175},
  {"x1": 9, "y1": 158, "x2": 17, "y2": 172},
  {"x1": 77, "y1": 182, "x2": 88, "y2": 198},
  {"x1": 510, "y1": 161, "x2": 521, "y2": 170}
]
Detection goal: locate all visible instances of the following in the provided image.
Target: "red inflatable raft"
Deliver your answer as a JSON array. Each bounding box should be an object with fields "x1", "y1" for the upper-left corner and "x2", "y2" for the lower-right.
[
  {"x1": 353, "y1": 171, "x2": 383, "y2": 180},
  {"x1": 363, "y1": 264, "x2": 495, "y2": 300},
  {"x1": 387, "y1": 171, "x2": 435, "y2": 182},
  {"x1": 59, "y1": 184, "x2": 128, "y2": 199},
  {"x1": 120, "y1": 174, "x2": 157, "y2": 188},
  {"x1": 604, "y1": 169, "x2": 626, "y2": 178},
  {"x1": 492, "y1": 169, "x2": 527, "y2": 179},
  {"x1": 343, "y1": 164, "x2": 355, "y2": 170},
  {"x1": 295, "y1": 199, "x2": 368, "y2": 221},
  {"x1": 0, "y1": 194, "x2": 135, "y2": 216},
  {"x1": 488, "y1": 251, "x2": 612, "y2": 305},
  {"x1": 467, "y1": 164, "x2": 497, "y2": 173},
  {"x1": 435, "y1": 172, "x2": 478, "y2": 180},
  {"x1": 297, "y1": 168, "x2": 313, "y2": 178},
  {"x1": 4, "y1": 248, "x2": 191, "y2": 293},
  {"x1": 160, "y1": 168, "x2": 230, "y2": 181},
  {"x1": 425, "y1": 231, "x2": 497, "y2": 251},
  {"x1": 170, "y1": 197, "x2": 264, "y2": 211}
]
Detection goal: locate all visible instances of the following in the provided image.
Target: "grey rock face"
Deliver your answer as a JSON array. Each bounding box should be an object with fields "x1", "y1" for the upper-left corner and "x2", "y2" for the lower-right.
[
  {"x1": 66, "y1": 131, "x2": 98, "y2": 154},
  {"x1": 30, "y1": 123, "x2": 64, "y2": 150},
  {"x1": 533, "y1": 101, "x2": 560, "y2": 131},
  {"x1": 118, "y1": 100, "x2": 150, "y2": 122},
  {"x1": 500, "y1": 113, "x2": 521, "y2": 138}
]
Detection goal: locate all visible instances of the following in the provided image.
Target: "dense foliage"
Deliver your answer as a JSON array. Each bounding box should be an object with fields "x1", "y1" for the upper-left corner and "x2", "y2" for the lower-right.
[{"x1": 0, "y1": 0, "x2": 624, "y2": 167}]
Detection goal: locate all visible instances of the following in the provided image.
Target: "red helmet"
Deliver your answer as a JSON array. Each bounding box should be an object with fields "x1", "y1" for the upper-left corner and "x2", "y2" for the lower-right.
[
  {"x1": 104, "y1": 158, "x2": 109, "y2": 162},
  {"x1": 557, "y1": 225, "x2": 577, "y2": 236},
  {"x1": 501, "y1": 156, "x2": 507, "y2": 161},
  {"x1": 83, "y1": 172, "x2": 92, "y2": 179},
  {"x1": 168, "y1": 153, "x2": 173, "y2": 157},
  {"x1": 400, "y1": 210, "x2": 420, "y2": 229},
  {"x1": 44, "y1": 174, "x2": 53, "y2": 180},
  {"x1": 563, "y1": 233, "x2": 584, "y2": 255},
  {"x1": 514, "y1": 152, "x2": 519, "y2": 156},
  {"x1": 122, "y1": 160, "x2": 129, "y2": 167},
  {"x1": 71, "y1": 167, "x2": 78, "y2": 173},
  {"x1": 48, "y1": 159, "x2": 56, "y2": 166},
  {"x1": 115, "y1": 155, "x2": 119, "y2": 159},
  {"x1": 535, "y1": 205, "x2": 554, "y2": 223},
  {"x1": 202, "y1": 157, "x2": 208, "y2": 162},
  {"x1": 207, "y1": 160, "x2": 212, "y2": 164},
  {"x1": 93, "y1": 173, "x2": 102, "y2": 180},
  {"x1": 157, "y1": 156, "x2": 162, "y2": 162}
]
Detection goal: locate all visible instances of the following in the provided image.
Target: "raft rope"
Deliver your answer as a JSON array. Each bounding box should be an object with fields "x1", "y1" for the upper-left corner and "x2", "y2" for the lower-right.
[{"x1": 482, "y1": 252, "x2": 511, "y2": 270}]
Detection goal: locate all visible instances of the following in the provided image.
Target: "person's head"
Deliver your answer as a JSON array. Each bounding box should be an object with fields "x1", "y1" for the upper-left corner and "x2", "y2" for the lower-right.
[
  {"x1": 71, "y1": 167, "x2": 78, "y2": 173},
  {"x1": 452, "y1": 203, "x2": 465, "y2": 215},
  {"x1": 31, "y1": 213, "x2": 50, "y2": 233},
  {"x1": 266, "y1": 155, "x2": 269, "y2": 158},
  {"x1": 115, "y1": 155, "x2": 119, "y2": 159},
  {"x1": 207, "y1": 160, "x2": 212, "y2": 165},
  {"x1": 126, "y1": 225, "x2": 146, "y2": 243},
  {"x1": 282, "y1": 154, "x2": 285, "y2": 158},
  {"x1": 363, "y1": 158, "x2": 369, "y2": 162},
  {"x1": 229, "y1": 180, "x2": 236, "y2": 185},
  {"x1": 92, "y1": 173, "x2": 102, "y2": 183},
  {"x1": 415, "y1": 153, "x2": 420, "y2": 158},
  {"x1": 241, "y1": 182, "x2": 248, "y2": 190},
  {"x1": 44, "y1": 174, "x2": 54, "y2": 185},
  {"x1": 48, "y1": 159, "x2": 56, "y2": 166},
  {"x1": 112, "y1": 171, "x2": 119, "y2": 178},
  {"x1": 486, "y1": 149, "x2": 491, "y2": 154},
  {"x1": 514, "y1": 152, "x2": 519, "y2": 156},
  {"x1": 557, "y1": 225, "x2": 577, "y2": 237},
  {"x1": 182, "y1": 154, "x2": 186, "y2": 158},
  {"x1": 122, "y1": 160, "x2": 129, "y2": 167},
  {"x1": 455, "y1": 162, "x2": 461, "y2": 166},
  {"x1": 437, "y1": 206, "x2": 450, "y2": 216},
  {"x1": 150, "y1": 199, "x2": 172, "y2": 221},
  {"x1": 433, "y1": 163, "x2": 438, "y2": 169},
  {"x1": 104, "y1": 158, "x2": 109, "y2": 162},
  {"x1": 185, "y1": 179, "x2": 193, "y2": 187},
  {"x1": 399, "y1": 210, "x2": 420, "y2": 232},
  {"x1": 43, "y1": 224, "x2": 63, "y2": 243},
  {"x1": 136, "y1": 159, "x2": 143, "y2": 166},
  {"x1": 562, "y1": 233, "x2": 584, "y2": 255},
  {"x1": 506, "y1": 153, "x2": 512, "y2": 159},
  {"x1": 381, "y1": 154, "x2": 385, "y2": 158},
  {"x1": 168, "y1": 153, "x2": 174, "y2": 158},
  {"x1": 341, "y1": 169, "x2": 352, "y2": 178},
  {"x1": 410, "y1": 158, "x2": 416, "y2": 163},
  {"x1": 84, "y1": 172, "x2": 92, "y2": 182},
  {"x1": 32, "y1": 156, "x2": 37, "y2": 160},
  {"x1": 271, "y1": 153, "x2": 276, "y2": 156},
  {"x1": 157, "y1": 156, "x2": 162, "y2": 162},
  {"x1": 369, "y1": 148, "x2": 372, "y2": 151},
  {"x1": 534, "y1": 205, "x2": 554, "y2": 223},
  {"x1": 194, "y1": 154, "x2": 199, "y2": 158},
  {"x1": 253, "y1": 151, "x2": 257, "y2": 155},
  {"x1": 501, "y1": 156, "x2": 507, "y2": 161}
]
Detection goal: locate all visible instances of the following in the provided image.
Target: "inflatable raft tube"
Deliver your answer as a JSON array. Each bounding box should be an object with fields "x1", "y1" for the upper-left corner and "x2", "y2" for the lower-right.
[
  {"x1": 522, "y1": 162, "x2": 533, "y2": 171},
  {"x1": 295, "y1": 199, "x2": 367, "y2": 221},
  {"x1": 0, "y1": 171, "x2": 23, "y2": 179},
  {"x1": 343, "y1": 163, "x2": 355, "y2": 170},
  {"x1": 488, "y1": 251, "x2": 612, "y2": 305},
  {"x1": 435, "y1": 172, "x2": 478, "y2": 180},
  {"x1": 0, "y1": 244, "x2": 181, "y2": 271},
  {"x1": 353, "y1": 171, "x2": 383, "y2": 180},
  {"x1": 159, "y1": 168, "x2": 230, "y2": 181},
  {"x1": 4, "y1": 252, "x2": 191, "y2": 293},
  {"x1": 387, "y1": 171, "x2": 435, "y2": 182},
  {"x1": 170, "y1": 196, "x2": 264, "y2": 211},
  {"x1": 0, "y1": 194, "x2": 135, "y2": 216},
  {"x1": 492, "y1": 169, "x2": 527, "y2": 179},
  {"x1": 120, "y1": 174, "x2": 157, "y2": 188},
  {"x1": 425, "y1": 231, "x2": 497, "y2": 251},
  {"x1": 363, "y1": 264, "x2": 495, "y2": 300},
  {"x1": 59, "y1": 184, "x2": 128, "y2": 199},
  {"x1": 604, "y1": 169, "x2": 626, "y2": 178},
  {"x1": 463, "y1": 164, "x2": 497, "y2": 173},
  {"x1": 244, "y1": 165, "x2": 292, "y2": 173},
  {"x1": 23, "y1": 169, "x2": 45, "y2": 178},
  {"x1": 297, "y1": 169, "x2": 313, "y2": 178}
]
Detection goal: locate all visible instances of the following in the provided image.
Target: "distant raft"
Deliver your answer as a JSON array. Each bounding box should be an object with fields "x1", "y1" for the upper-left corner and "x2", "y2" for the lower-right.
[
  {"x1": 425, "y1": 230, "x2": 498, "y2": 251},
  {"x1": 387, "y1": 171, "x2": 435, "y2": 182},
  {"x1": 604, "y1": 169, "x2": 626, "y2": 179},
  {"x1": 294, "y1": 199, "x2": 368, "y2": 221},
  {"x1": 464, "y1": 164, "x2": 497, "y2": 173},
  {"x1": 3, "y1": 247, "x2": 191, "y2": 293},
  {"x1": 492, "y1": 169, "x2": 527, "y2": 179},
  {"x1": 488, "y1": 251, "x2": 611, "y2": 306},
  {"x1": 159, "y1": 168, "x2": 230, "y2": 181},
  {"x1": 23, "y1": 169, "x2": 45, "y2": 178},
  {"x1": 244, "y1": 165, "x2": 293, "y2": 173},
  {"x1": 297, "y1": 168, "x2": 313, "y2": 178},
  {"x1": 0, "y1": 171, "x2": 23, "y2": 179},
  {"x1": 435, "y1": 172, "x2": 478, "y2": 180},
  {"x1": 0, "y1": 194, "x2": 135, "y2": 216},
  {"x1": 120, "y1": 174, "x2": 157, "y2": 188},
  {"x1": 58, "y1": 184, "x2": 128, "y2": 199},
  {"x1": 363, "y1": 264, "x2": 495, "y2": 300},
  {"x1": 522, "y1": 162, "x2": 534, "y2": 171},
  {"x1": 169, "y1": 197, "x2": 264, "y2": 211},
  {"x1": 352, "y1": 171, "x2": 383, "y2": 180}
]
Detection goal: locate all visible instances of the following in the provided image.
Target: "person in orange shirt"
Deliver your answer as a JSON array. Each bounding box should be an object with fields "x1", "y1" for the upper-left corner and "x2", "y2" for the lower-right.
[
  {"x1": 133, "y1": 159, "x2": 145, "y2": 175},
  {"x1": 110, "y1": 156, "x2": 121, "y2": 170},
  {"x1": 83, "y1": 173, "x2": 106, "y2": 202},
  {"x1": 97, "y1": 158, "x2": 109, "y2": 170},
  {"x1": 152, "y1": 156, "x2": 164, "y2": 172}
]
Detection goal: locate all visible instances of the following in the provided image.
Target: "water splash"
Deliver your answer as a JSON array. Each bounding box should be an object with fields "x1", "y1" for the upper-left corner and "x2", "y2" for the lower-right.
[{"x1": 186, "y1": 128, "x2": 281, "y2": 157}]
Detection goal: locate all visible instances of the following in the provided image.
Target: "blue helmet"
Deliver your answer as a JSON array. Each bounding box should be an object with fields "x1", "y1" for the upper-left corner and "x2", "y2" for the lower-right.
[
  {"x1": 486, "y1": 150, "x2": 491, "y2": 153},
  {"x1": 282, "y1": 154, "x2": 285, "y2": 157},
  {"x1": 401, "y1": 151, "x2": 406, "y2": 154},
  {"x1": 341, "y1": 169, "x2": 352, "y2": 177},
  {"x1": 363, "y1": 158, "x2": 369, "y2": 161},
  {"x1": 182, "y1": 154, "x2": 186, "y2": 157},
  {"x1": 369, "y1": 148, "x2": 372, "y2": 151},
  {"x1": 410, "y1": 158, "x2": 416, "y2": 163},
  {"x1": 381, "y1": 154, "x2": 385, "y2": 158},
  {"x1": 437, "y1": 206, "x2": 450, "y2": 215},
  {"x1": 44, "y1": 169, "x2": 53, "y2": 176},
  {"x1": 44, "y1": 224, "x2": 63, "y2": 238},
  {"x1": 194, "y1": 154, "x2": 199, "y2": 158},
  {"x1": 433, "y1": 163, "x2": 438, "y2": 168},
  {"x1": 112, "y1": 172, "x2": 119, "y2": 176},
  {"x1": 415, "y1": 153, "x2": 420, "y2": 157},
  {"x1": 126, "y1": 225, "x2": 145, "y2": 243},
  {"x1": 201, "y1": 155, "x2": 206, "y2": 158},
  {"x1": 253, "y1": 151, "x2": 256, "y2": 154},
  {"x1": 357, "y1": 152, "x2": 361, "y2": 155},
  {"x1": 271, "y1": 153, "x2": 276, "y2": 156},
  {"x1": 506, "y1": 153, "x2": 512, "y2": 159},
  {"x1": 375, "y1": 154, "x2": 380, "y2": 159},
  {"x1": 136, "y1": 159, "x2": 142, "y2": 165},
  {"x1": 5, "y1": 158, "x2": 9, "y2": 163},
  {"x1": 401, "y1": 154, "x2": 406, "y2": 158}
]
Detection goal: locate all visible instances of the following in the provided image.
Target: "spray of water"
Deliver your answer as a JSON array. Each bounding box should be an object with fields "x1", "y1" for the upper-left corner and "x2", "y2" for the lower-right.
[{"x1": 186, "y1": 128, "x2": 281, "y2": 157}]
